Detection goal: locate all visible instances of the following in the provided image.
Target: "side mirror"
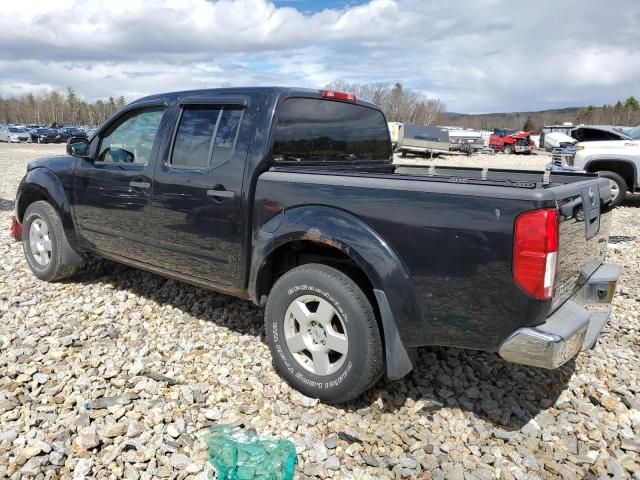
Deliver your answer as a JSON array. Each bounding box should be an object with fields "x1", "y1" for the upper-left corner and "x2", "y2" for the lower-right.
[{"x1": 67, "y1": 137, "x2": 90, "y2": 157}]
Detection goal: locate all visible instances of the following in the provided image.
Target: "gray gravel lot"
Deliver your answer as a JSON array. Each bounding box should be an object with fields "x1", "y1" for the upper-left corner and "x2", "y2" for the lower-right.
[{"x1": 0, "y1": 143, "x2": 638, "y2": 479}]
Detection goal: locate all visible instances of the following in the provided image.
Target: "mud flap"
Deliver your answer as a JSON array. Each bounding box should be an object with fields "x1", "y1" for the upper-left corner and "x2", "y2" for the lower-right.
[{"x1": 374, "y1": 289, "x2": 413, "y2": 380}]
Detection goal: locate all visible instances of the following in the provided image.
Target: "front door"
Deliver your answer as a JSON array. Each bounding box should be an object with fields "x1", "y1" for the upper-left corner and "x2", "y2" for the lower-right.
[
  {"x1": 150, "y1": 97, "x2": 250, "y2": 285},
  {"x1": 73, "y1": 104, "x2": 167, "y2": 258}
]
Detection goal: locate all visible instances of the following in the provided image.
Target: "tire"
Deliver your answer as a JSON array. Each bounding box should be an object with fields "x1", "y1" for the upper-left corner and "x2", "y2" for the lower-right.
[
  {"x1": 265, "y1": 263, "x2": 384, "y2": 403},
  {"x1": 22, "y1": 201, "x2": 81, "y2": 281},
  {"x1": 400, "y1": 149, "x2": 407, "y2": 158},
  {"x1": 37, "y1": 137, "x2": 42, "y2": 144},
  {"x1": 599, "y1": 171, "x2": 627, "y2": 207},
  {"x1": 503, "y1": 144, "x2": 513, "y2": 155}
]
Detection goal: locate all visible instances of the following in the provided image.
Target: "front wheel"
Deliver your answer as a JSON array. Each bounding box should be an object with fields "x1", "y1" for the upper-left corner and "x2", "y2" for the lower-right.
[
  {"x1": 22, "y1": 201, "x2": 80, "y2": 281},
  {"x1": 599, "y1": 171, "x2": 627, "y2": 207},
  {"x1": 503, "y1": 144, "x2": 513, "y2": 154},
  {"x1": 265, "y1": 263, "x2": 384, "y2": 403}
]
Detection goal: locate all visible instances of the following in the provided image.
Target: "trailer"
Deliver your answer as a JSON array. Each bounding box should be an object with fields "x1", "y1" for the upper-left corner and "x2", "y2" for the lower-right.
[{"x1": 397, "y1": 123, "x2": 450, "y2": 157}]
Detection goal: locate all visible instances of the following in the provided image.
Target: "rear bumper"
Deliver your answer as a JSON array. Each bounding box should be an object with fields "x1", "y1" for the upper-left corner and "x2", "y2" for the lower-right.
[{"x1": 498, "y1": 263, "x2": 620, "y2": 369}]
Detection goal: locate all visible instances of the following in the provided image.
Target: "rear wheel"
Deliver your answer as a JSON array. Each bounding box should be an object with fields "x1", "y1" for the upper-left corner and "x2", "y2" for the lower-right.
[
  {"x1": 503, "y1": 144, "x2": 513, "y2": 154},
  {"x1": 599, "y1": 171, "x2": 627, "y2": 207},
  {"x1": 265, "y1": 263, "x2": 384, "y2": 403},
  {"x1": 22, "y1": 201, "x2": 80, "y2": 281}
]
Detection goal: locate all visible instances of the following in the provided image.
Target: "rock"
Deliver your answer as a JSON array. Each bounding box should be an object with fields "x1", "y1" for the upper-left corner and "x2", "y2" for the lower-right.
[
  {"x1": 28, "y1": 439, "x2": 51, "y2": 454},
  {"x1": 73, "y1": 459, "x2": 93, "y2": 478},
  {"x1": 314, "y1": 441, "x2": 328, "y2": 462},
  {"x1": 166, "y1": 424, "x2": 181, "y2": 438},
  {"x1": 364, "y1": 454, "x2": 379, "y2": 467},
  {"x1": 324, "y1": 434, "x2": 339, "y2": 449},
  {"x1": 32, "y1": 372, "x2": 49, "y2": 385},
  {"x1": 619, "y1": 455, "x2": 639, "y2": 473},
  {"x1": 0, "y1": 429, "x2": 18, "y2": 443},
  {"x1": 325, "y1": 456, "x2": 341, "y2": 470},
  {"x1": 89, "y1": 393, "x2": 139, "y2": 409},
  {"x1": 102, "y1": 423, "x2": 128, "y2": 438},
  {"x1": 170, "y1": 453, "x2": 192, "y2": 470},
  {"x1": 77, "y1": 426, "x2": 100, "y2": 450},
  {"x1": 621, "y1": 439, "x2": 640, "y2": 452}
]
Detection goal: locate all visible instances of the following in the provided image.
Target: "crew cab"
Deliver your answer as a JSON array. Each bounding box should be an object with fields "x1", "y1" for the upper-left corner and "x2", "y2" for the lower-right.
[
  {"x1": 12, "y1": 87, "x2": 621, "y2": 403},
  {"x1": 490, "y1": 128, "x2": 534, "y2": 154},
  {"x1": 547, "y1": 125, "x2": 640, "y2": 207}
]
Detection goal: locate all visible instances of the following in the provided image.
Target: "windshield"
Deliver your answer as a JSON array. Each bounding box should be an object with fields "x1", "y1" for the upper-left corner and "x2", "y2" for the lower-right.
[
  {"x1": 9, "y1": 127, "x2": 26, "y2": 133},
  {"x1": 272, "y1": 98, "x2": 392, "y2": 163},
  {"x1": 626, "y1": 125, "x2": 640, "y2": 140}
]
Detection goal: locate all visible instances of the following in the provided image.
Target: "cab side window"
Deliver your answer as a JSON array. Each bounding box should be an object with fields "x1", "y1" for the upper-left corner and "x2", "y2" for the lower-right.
[{"x1": 98, "y1": 107, "x2": 165, "y2": 165}]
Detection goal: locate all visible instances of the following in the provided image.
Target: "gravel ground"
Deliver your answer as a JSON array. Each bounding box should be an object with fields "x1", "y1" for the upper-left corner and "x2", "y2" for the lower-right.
[{"x1": 0, "y1": 143, "x2": 638, "y2": 480}]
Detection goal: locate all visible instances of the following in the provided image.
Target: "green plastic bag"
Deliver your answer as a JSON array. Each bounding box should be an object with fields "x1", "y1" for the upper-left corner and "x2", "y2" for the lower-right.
[{"x1": 207, "y1": 425, "x2": 297, "y2": 480}]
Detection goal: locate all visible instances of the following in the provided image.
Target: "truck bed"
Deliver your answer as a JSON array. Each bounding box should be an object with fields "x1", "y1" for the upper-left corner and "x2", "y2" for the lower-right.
[{"x1": 257, "y1": 164, "x2": 613, "y2": 352}]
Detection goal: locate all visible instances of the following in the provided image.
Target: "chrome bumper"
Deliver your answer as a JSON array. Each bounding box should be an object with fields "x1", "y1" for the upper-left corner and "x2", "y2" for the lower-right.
[{"x1": 498, "y1": 263, "x2": 621, "y2": 369}]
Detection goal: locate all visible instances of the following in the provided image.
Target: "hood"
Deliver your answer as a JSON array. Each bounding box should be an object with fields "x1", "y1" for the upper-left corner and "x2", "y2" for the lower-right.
[
  {"x1": 27, "y1": 155, "x2": 76, "y2": 172},
  {"x1": 577, "y1": 140, "x2": 640, "y2": 149},
  {"x1": 509, "y1": 131, "x2": 534, "y2": 139}
]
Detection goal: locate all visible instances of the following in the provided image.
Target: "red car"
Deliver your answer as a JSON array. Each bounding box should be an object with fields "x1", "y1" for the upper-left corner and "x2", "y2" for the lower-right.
[{"x1": 490, "y1": 129, "x2": 535, "y2": 154}]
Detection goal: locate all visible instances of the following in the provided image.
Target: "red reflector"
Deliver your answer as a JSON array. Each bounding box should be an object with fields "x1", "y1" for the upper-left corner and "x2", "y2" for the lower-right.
[
  {"x1": 9, "y1": 215, "x2": 22, "y2": 241},
  {"x1": 320, "y1": 90, "x2": 357, "y2": 103},
  {"x1": 513, "y1": 208, "x2": 559, "y2": 300}
]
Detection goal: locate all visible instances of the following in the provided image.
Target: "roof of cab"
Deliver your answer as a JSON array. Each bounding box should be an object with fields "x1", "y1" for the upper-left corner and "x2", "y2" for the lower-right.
[{"x1": 131, "y1": 86, "x2": 381, "y2": 110}]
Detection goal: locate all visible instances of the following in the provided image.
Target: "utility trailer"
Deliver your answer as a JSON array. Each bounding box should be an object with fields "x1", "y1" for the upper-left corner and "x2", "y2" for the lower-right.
[{"x1": 396, "y1": 123, "x2": 450, "y2": 157}]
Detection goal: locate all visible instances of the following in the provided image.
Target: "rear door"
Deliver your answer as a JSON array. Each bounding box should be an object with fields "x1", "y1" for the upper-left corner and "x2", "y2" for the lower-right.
[
  {"x1": 150, "y1": 95, "x2": 252, "y2": 285},
  {"x1": 73, "y1": 101, "x2": 168, "y2": 258}
]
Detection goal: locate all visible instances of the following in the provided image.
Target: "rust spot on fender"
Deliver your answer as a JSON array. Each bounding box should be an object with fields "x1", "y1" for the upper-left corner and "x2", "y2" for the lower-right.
[{"x1": 303, "y1": 228, "x2": 342, "y2": 250}]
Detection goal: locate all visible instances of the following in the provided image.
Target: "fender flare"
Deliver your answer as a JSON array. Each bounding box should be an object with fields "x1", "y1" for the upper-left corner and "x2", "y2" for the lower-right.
[
  {"x1": 584, "y1": 158, "x2": 638, "y2": 190},
  {"x1": 250, "y1": 205, "x2": 424, "y2": 379},
  {"x1": 17, "y1": 168, "x2": 84, "y2": 266}
]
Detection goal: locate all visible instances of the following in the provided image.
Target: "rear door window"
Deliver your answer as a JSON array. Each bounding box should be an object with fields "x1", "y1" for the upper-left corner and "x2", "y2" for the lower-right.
[
  {"x1": 170, "y1": 105, "x2": 243, "y2": 169},
  {"x1": 272, "y1": 98, "x2": 391, "y2": 163}
]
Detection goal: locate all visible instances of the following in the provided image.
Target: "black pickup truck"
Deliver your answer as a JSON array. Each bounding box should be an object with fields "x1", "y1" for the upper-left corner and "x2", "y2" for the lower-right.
[{"x1": 12, "y1": 87, "x2": 621, "y2": 403}]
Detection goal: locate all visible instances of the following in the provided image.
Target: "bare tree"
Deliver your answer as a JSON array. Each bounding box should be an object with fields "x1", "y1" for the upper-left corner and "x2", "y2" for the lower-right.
[
  {"x1": 325, "y1": 80, "x2": 447, "y2": 126},
  {"x1": 0, "y1": 88, "x2": 127, "y2": 126}
]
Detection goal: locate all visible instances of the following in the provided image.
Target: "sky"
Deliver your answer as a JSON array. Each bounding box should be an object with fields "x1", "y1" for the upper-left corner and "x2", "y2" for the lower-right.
[{"x1": 0, "y1": 0, "x2": 639, "y2": 113}]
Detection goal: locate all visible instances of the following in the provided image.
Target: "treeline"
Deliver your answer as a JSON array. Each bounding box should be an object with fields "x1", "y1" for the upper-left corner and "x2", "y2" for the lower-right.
[
  {"x1": 326, "y1": 80, "x2": 447, "y2": 126},
  {"x1": 0, "y1": 88, "x2": 126, "y2": 127},
  {"x1": 448, "y1": 96, "x2": 640, "y2": 133}
]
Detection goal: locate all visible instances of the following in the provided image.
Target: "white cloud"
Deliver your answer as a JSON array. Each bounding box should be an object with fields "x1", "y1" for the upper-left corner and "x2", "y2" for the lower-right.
[{"x1": 0, "y1": 0, "x2": 639, "y2": 113}]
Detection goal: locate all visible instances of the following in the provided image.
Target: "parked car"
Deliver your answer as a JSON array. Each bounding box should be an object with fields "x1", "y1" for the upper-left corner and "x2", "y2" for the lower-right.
[
  {"x1": 489, "y1": 129, "x2": 534, "y2": 154},
  {"x1": 58, "y1": 126, "x2": 88, "y2": 142},
  {"x1": 548, "y1": 124, "x2": 640, "y2": 207},
  {"x1": 28, "y1": 128, "x2": 62, "y2": 144},
  {"x1": 11, "y1": 87, "x2": 621, "y2": 403},
  {"x1": 0, "y1": 126, "x2": 31, "y2": 143}
]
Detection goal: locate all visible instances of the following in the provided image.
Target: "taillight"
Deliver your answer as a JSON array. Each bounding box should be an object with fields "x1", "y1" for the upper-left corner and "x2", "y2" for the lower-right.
[
  {"x1": 513, "y1": 208, "x2": 559, "y2": 300},
  {"x1": 320, "y1": 90, "x2": 357, "y2": 103}
]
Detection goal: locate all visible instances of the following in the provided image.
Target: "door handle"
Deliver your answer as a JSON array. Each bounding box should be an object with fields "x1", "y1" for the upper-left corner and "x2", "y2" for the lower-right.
[
  {"x1": 129, "y1": 181, "x2": 151, "y2": 189},
  {"x1": 207, "y1": 188, "x2": 235, "y2": 199}
]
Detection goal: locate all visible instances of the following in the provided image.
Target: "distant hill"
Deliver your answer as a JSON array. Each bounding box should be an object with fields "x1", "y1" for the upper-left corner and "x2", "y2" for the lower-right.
[{"x1": 444, "y1": 107, "x2": 583, "y2": 132}]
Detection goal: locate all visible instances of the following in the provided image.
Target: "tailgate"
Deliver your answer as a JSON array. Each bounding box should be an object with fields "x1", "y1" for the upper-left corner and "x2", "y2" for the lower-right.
[{"x1": 552, "y1": 177, "x2": 612, "y2": 311}]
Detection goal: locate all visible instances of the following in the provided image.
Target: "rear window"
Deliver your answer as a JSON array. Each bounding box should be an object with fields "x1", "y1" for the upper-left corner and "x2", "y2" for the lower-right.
[{"x1": 272, "y1": 98, "x2": 391, "y2": 163}]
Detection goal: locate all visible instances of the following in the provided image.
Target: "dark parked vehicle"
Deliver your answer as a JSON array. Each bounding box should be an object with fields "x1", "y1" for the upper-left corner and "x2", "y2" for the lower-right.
[
  {"x1": 12, "y1": 87, "x2": 621, "y2": 403},
  {"x1": 29, "y1": 128, "x2": 62, "y2": 144},
  {"x1": 58, "y1": 126, "x2": 88, "y2": 142}
]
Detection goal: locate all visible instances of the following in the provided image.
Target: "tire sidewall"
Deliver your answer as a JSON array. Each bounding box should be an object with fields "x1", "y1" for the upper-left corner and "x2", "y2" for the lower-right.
[
  {"x1": 266, "y1": 269, "x2": 376, "y2": 401},
  {"x1": 600, "y1": 171, "x2": 627, "y2": 207},
  {"x1": 22, "y1": 204, "x2": 60, "y2": 280}
]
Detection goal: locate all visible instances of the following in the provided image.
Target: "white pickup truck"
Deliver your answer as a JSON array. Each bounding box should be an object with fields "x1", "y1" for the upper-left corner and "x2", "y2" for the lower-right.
[{"x1": 548, "y1": 125, "x2": 640, "y2": 207}]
